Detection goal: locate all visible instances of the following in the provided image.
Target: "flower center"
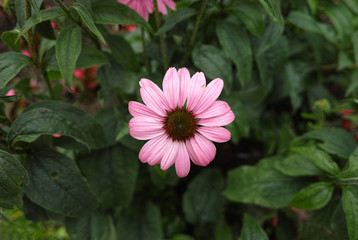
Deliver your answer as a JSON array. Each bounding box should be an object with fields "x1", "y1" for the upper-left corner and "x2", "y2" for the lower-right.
[{"x1": 163, "y1": 107, "x2": 198, "y2": 141}]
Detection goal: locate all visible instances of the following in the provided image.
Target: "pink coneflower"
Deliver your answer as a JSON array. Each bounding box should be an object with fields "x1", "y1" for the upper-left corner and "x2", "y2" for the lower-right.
[
  {"x1": 128, "y1": 67, "x2": 235, "y2": 177},
  {"x1": 117, "y1": 0, "x2": 176, "y2": 21}
]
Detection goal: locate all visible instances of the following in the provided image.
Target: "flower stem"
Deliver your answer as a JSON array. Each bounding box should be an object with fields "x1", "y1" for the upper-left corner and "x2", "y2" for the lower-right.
[
  {"x1": 153, "y1": 0, "x2": 168, "y2": 70},
  {"x1": 141, "y1": 28, "x2": 151, "y2": 73},
  {"x1": 180, "y1": 0, "x2": 208, "y2": 66}
]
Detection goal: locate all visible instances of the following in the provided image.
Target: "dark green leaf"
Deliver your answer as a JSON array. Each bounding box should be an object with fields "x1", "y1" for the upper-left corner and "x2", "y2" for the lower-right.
[
  {"x1": 233, "y1": 0, "x2": 265, "y2": 36},
  {"x1": 291, "y1": 146, "x2": 340, "y2": 175},
  {"x1": 1, "y1": 31, "x2": 21, "y2": 51},
  {"x1": 17, "y1": 7, "x2": 66, "y2": 41},
  {"x1": 156, "y1": 8, "x2": 196, "y2": 35},
  {"x1": 290, "y1": 182, "x2": 334, "y2": 210},
  {"x1": 172, "y1": 235, "x2": 195, "y2": 240},
  {"x1": 257, "y1": 0, "x2": 282, "y2": 25},
  {"x1": 104, "y1": 34, "x2": 139, "y2": 72},
  {"x1": 92, "y1": 0, "x2": 152, "y2": 32},
  {"x1": 275, "y1": 154, "x2": 323, "y2": 177},
  {"x1": 283, "y1": 62, "x2": 303, "y2": 110},
  {"x1": 71, "y1": 3, "x2": 105, "y2": 43},
  {"x1": 240, "y1": 214, "x2": 269, "y2": 240},
  {"x1": 343, "y1": 0, "x2": 358, "y2": 14},
  {"x1": 183, "y1": 169, "x2": 225, "y2": 224},
  {"x1": 66, "y1": 212, "x2": 117, "y2": 240},
  {"x1": 224, "y1": 157, "x2": 310, "y2": 208},
  {"x1": 338, "y1": 51, "x2": 354, "y2": 71},
  {"x1": 255, "y1": 19, "x2": 284, "y2": 56},
  {"x1": 352, "y1": 31, "x2": 358, "y2": 64},
  {"x1": 116, "y1": 202, "x2": 163, "y2": 240},
  {"x1": 337, "y1": 147, "x2": 358, "y2": 179},
  {"x1": 342, "y1": 186, "x2": 358, "y2": 240},
  {"x1": 78, "y1": 144, "x2": 138, "y2": 209},
  {"x1": 192, "y1": 45, "x2": 232, "y2": 93},
  {"x1": 56, "y1": 25, "x2": 82, "y2": 86},
  {"x1": 76, "y1": 43, "x2": 109, "y2": 69},
  {"x1": 0, "y1": 150, "x2": 28, "y2": 209},
  {"x1": 0, "y1": 52, "x2": 33, "y2": 90},
  {"x1": 25, "y1": 150, "x2": 98, "y2": 218},
  {"x1": 216, "y1": 21, "x2": 252, "y2": 87},
  {"x1": 299, "y1": 128, "x2": 357, "y2": 159}
]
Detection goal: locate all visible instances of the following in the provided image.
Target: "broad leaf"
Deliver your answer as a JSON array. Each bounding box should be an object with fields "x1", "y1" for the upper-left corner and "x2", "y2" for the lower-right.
[
  {"x1": 25, "y1": 150, "x2": 98, "y2": 218},
  {"x1": 0, "y1": 150, "x2": 28, "y2": 209},
  {"x1": 183, "y1": 169, "x2": 225, "y2": 224},
  {"x1": 76, "y1": 43, "x2": 109, "y2": 69},
  {"x1": 116, "y1": 202, "x2": 163, "y2": 240},
  {"x1": 66, "y1": 212, "x2": 117, "y2": 240},
  {"x1": 216, "y1": 21, "x2": 252, "y2": 88},
  {"x1": 240, "y1": 214, "x2": 269, "y2": 240},
  {"x1": 342, "y1": 186, "x2": 358, "y2": 240},
  {"x1": 290, "y1": 182, "x2": 334, "y2": 210},
  {"x1": 56, "y1": 25, "x2": 82, "y2": 86},
  {"x1": 78, "y1": 144, "x2": 138, "y2": 210},
  {"x1": 291, "y1": 146, "x2": 340, "y2": 175},
  {"x1": 257, "y1": 0, "x2": 283, "y2": 25},
  {"x1": 92, "y1": 0, "x2": 152, "y2": 32},
  {"x1": 275, "y1": 154, "x2": 323, "y2": 177},
  {"x1": 0, "y1": 52, "x2": 33, "y2": 90},
  {"x1": 224, "y1": 157, "x2": 310, "y2": 208},
  {"x1": 233, "y1": 0, "x2": 265, "y2": 36},
  {"x1": 1, "y1": 31, "x2": 21, "y2": 52},
  {"x1": 71, "y1": 3, "x2": 105, "y2": 43},
  {"x1": 192, "y1": 45, "x2": 232, "y2": 93},
  {"x1": 157, "y1": 8, "x2": 196, "y2": 35},
  {"x1": 337, "y1": 147, "x2": 358, "y2": 179}
]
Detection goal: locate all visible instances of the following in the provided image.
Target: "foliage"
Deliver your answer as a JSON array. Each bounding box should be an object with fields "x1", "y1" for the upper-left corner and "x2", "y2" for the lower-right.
[{"x1": 0, "y1": 0, "x2": 358, "y2": 239}]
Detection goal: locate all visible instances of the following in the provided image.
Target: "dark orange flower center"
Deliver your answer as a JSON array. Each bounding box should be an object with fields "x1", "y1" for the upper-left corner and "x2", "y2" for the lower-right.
[{"x1": 163, "y1": 107, "x2": 198, "y2": 141}]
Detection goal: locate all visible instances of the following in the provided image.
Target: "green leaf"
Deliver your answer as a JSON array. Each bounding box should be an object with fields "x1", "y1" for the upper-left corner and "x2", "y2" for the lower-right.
[
  {"x1": 257, "y1": 0, "x2": 282, "y2": 25},
  {"x1": 56, "y1": 25, "x2": 82, "y2": 86},
  {"x1": 224, "y1": 157, "x2": 310, "y2": 208},
  {"x1": 337, "y1": 147, "x2": 358, "y2": 179},
  {"x1": 66, "y1": 212, "x2": 117, "y2": 240},
  {"x1": 342, "y1": 186, "x2": 358, "y2": 240},
  {"x1": 70, "y1": 3, "x2": 105, "y2": 43},
  {"x1": 216, "y1": 21, "x2": 252, "y2": 88},
  {"x1": 338, "y1": 51, "x2": 354, "y2": 71},
  {"x1": 17, "y1": 7, "x2": 66, "y2": 41},
  {"x1": 343, "y1": 0, "x2": 358, "y2": 14},
  {"x1": 240, "y1": 214, "x2": 269, "y2": 240},
  {"x1": 352, "y1": 31, "x2": 358, "y2": 64},
  {"x1": 76, "y1": 43, "x2": 109, "y2": 69},
  {"x1": 275, "y1": 154, "x2": 323, "y2": 177},
  {"x1": 92, "y1": 0, "x2": 152, "y2": 33},
  {"x1": 0, "y1": 150, "x2": 28, "y2": 209},
  {"x1": 299, "y1": 128, "x2": 357, "y2": 159},
  {"x1": 183, "y1": 169, "x2": 225, "y2": 224},
  {"x1": 192, "y1": 45, "x2": 232, "y2": 94},
  {"x1": 290, "y1": 182, "x2": 334, "y2": 210},
  {"x1": 172, "y1": 235, "x2": 195, "y2": 240},
  {"x1": 116, "y1": 202, "x2": 163, "y2": 240},
  {"x1": 25, "y1": 150, "x2": 98, "y2": 217},
  {"x1": 0, "y1": 52, "x2": 33, "y2": 90},
  {"x1": 291, "y1": 146, "x2": 340, "y2": 175},
  {"x1": 283, "y1": 62, "x2": 303, "y2": 110},
  {"x1": 78, "y1": 144, "x2": 138, "y2": 210},
  {"x1": 1, "y1": 31, "x2": 21, "y2": 52},
  {"x1": 8, "y1": 101, "x2": 106, "y2": 150},
  {"x1": 156, "y1": 8, "x2": 196, "y2": 35},
  {"x1": 233, "y1": 0, "x2": 265, "y2": 36},
  {"x1": 104, "y1": 34, "x2": 139, "y2": 72}
]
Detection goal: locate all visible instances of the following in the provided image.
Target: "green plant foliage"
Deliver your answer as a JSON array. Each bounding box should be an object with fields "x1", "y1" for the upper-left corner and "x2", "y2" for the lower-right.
[{"x1": 239, "y1": 214, "x2": 269, "y2": 240}]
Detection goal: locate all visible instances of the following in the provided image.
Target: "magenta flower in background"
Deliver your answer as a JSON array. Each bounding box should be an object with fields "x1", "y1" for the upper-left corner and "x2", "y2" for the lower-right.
[
  {"x1": 117, "y1": 0, "x2": 176, "y2": 21},
  {"x1": 128, "y1": 67, "x2": 235, "y2": 177}
]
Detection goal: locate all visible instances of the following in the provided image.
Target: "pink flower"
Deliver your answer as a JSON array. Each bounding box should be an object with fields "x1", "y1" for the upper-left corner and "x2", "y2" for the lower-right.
[
  {"x1": 128, "y1": 67, "x2": 235, "y2": 177},
  {"x1": 21, "y1": 50, "x2": 31, "y2": 57},
  {"x1": 52, "y1": 134, "x2": 61, "y2": 138},
  {"x1": 117, "y1": 0, "x2": 176, "y2": 21},
  {"x1": 5, "y1": 89, "x2": 15, "y2": 96}
]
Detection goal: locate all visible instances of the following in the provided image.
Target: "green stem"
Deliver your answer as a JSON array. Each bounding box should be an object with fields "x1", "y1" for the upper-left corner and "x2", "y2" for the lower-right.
[
  {"x1": 180, "y1": 0, "x2": 208, "y2": 66},
  {"x1": 141, "y1": 28, "x2": 151, "y2": 73},
  {"x1": 153, "y1": 0, "x2": 168, "y2": 70},
  {"x1": 42, "y1": 70, "x2": 55, "y2": 99},
  {"x1": 25, "y1": 0, "x2": 38, "y2": 67}
]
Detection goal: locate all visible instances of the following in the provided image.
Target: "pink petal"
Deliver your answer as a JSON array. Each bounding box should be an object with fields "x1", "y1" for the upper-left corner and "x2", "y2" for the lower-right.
[
  {"x1": 194, "y1": 78, "x2": 223, "y2": 114},
  {"x1": 129, "y1": 117, "x2": 164, "y2": 140},
  {"x1": 178, "y1": 68, "x2": 190, "y2": 108},
  {"x1": 163, "y1": 67, "x2": 180, "y2": 110},
  {"x1": 186, "y1": 134, "x2": 216, "y2": 166},
  {"x1": 139, "y1": 133, "x2": 166, "y2": 163},
  {"x1": 175, "y1": 142, "x2": 190, "y2": 177},
  {"x1": 160, "y1": 140, "x2": 179, "y2": 170},
  {"x1": 162, "y1": 0, "x2": 176, "y2": 10},
  {"x1": 146, "y1": 137, "x2": 172, "y2": 166},
  {"x1": 128, "y1": 101, "x2": 163, "y2": 120},
  {"x1": 139, "y1": 78, "x2": 169, "y2": 116},
  {"x1": 186, "y1": 72, "x2": 206, "y2": 111},
  {"x1": 5, "y1": 89, "x2": 15, "y2": 96},
  {"x1": 157, "y1": 0, "x2": 167, "y2": 15},
  {"x1": 196, "y1": 100, "x2": 231, "y2": 119},
  {"x1": 197, "y1": 126, "x2": 231, "y2": 143},
  {"x1": 198, "y1": 110, "x2": 235, "y2": 127}
]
